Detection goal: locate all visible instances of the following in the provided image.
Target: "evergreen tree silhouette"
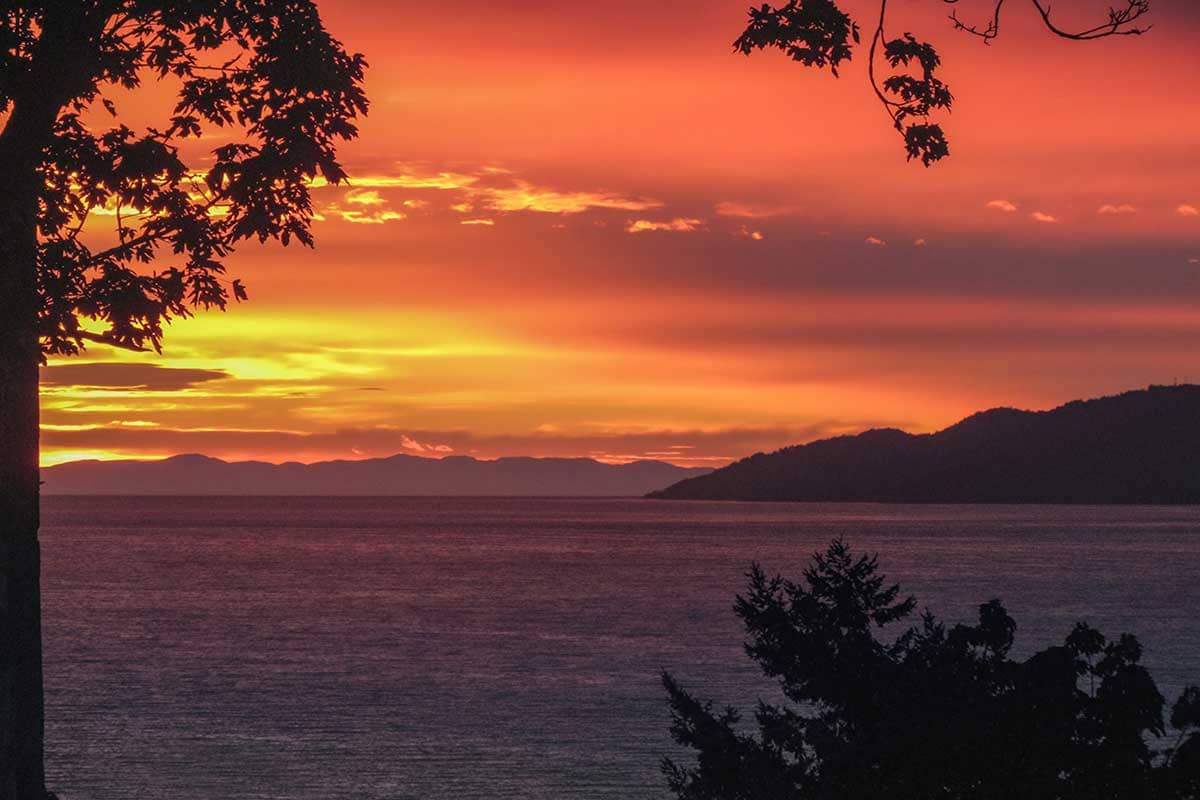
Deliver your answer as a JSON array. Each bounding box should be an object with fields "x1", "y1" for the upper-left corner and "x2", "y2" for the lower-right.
[{"x1": 664, "y1": 540, "x2": 1200, "y2": 798}]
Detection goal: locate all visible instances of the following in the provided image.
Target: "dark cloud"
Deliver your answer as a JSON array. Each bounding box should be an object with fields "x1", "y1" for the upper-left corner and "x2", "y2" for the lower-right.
[{"x1": 40, "y1": 363, "x2": 231, "y2": 391}]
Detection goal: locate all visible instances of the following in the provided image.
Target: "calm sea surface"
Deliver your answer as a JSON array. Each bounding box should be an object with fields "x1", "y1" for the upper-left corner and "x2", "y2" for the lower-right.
[{"x1": 40, "y1": 497, "x2": 1200, "y2": 799}]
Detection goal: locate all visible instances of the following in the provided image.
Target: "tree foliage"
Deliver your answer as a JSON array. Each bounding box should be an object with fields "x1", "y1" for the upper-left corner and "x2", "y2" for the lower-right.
[
  {"x1": 734, "y1": 0, "x2": 1151, "y2": 165},
  {"x1": 663, "y1": 540, "x2": 1200, "y2": 799},
  {"x1": 0, "y1": 1, "x2": 367, "y2": 357}
]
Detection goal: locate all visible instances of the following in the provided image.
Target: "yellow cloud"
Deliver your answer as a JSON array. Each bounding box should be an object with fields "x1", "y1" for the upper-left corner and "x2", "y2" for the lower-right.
[
  {"x1": 484, "y1": 180, "x2": 661, "y2": 215},
  {"x1": 335, "y1": 209, "x2": 406, "y2": 224},
  {"x1": 345, "y1": 189, "x2": 386, "y2": 206},
  {"x1": 626, "y1": 218, "x2": 703, "y2": 233},
  {"x1": 313, "y1": 165, "x2": 662, "y2": 221},
  {"x1": 316, "y1": 184, "x2": 411, "y2": 225},
  {"x1": 714, "y1": 201, "x2": 797, "y2": 219},
  {"x1": 310, "y1": 167, "x2": 480, "y2": 191}
]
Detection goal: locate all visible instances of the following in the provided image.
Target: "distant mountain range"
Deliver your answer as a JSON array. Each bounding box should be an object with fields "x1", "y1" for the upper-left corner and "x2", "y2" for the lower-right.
[
  {"x1": 43, "y1": 453, "x2": 710, "y2": 496},
  {"x1": 650, "y1": 385, "x2": 1200, "y2": 504}
]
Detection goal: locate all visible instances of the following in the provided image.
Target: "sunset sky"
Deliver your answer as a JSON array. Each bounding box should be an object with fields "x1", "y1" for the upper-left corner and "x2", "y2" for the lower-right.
[{"x1": 40, "y1": 0, "x2": 1200, "y2": 467}]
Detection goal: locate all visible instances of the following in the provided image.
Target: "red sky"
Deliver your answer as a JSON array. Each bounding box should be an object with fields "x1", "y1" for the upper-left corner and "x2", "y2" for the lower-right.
[{"x1": 40, "y1": 0, "x2": 1200, "y2": 467}]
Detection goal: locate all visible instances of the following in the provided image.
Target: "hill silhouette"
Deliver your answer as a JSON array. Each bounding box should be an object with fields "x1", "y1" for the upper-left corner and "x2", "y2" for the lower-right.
[
  {"x1": 650, "y1": 385, "x2": 1200, "y2": 503},
  {"x1": 43, "y1": 453, "x2": 709, "y2": 497}
]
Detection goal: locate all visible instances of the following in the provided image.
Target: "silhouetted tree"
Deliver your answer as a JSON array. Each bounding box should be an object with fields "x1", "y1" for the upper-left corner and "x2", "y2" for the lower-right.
[
  {"x1": 734, "y1": 0, "x2": 1151, "y2": 165},
  {"x1": 0, "y1": 3, "x2": 366, "y2": 797},
  {"x1": 663, "y1": 540, "x2": 1200, "y2": 798}
]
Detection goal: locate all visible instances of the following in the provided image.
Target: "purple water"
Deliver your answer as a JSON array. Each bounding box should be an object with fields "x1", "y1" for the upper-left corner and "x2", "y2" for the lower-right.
[{"x1": 40, "y1": 497, "x2": 1200, "y2": 799}]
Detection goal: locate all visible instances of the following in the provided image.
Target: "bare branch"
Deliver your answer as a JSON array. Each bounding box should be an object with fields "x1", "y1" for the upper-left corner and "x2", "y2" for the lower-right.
[
  {"x1": 946, "y1": 0, "x2": 1006, "y2": 43},
  {"x1": 1030, "y1": 0, "x2": 1151, "y2": 40}
]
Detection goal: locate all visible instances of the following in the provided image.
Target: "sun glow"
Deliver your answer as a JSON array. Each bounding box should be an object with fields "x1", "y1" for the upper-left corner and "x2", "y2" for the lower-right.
[
  {"x1": 39, "y1": 449, "x2": 163, "y2": 467},
  {"x1": 37, "y1": 0, "x2": 1200, "y2": 469}
]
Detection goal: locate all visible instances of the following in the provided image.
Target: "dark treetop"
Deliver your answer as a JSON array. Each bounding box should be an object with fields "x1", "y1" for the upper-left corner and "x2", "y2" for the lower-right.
[
  {"x1": 650, "y1": 385, "x2": 1200, "y2": 503},
  {"x1": 663, "y1": 540, "x2": 1200, "y2": 799},
  {"x1": 3, "y1": 1, "x2": 368, "y2": 358}
]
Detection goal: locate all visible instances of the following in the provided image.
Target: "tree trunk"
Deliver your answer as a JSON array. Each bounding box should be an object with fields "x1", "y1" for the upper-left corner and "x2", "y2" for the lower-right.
[
  {"x1": 0, "y1": 153, "x2": 49, "y2": 799},
  {"x1": 0, "y1": 8, "x2": 102, "y2": 797}
]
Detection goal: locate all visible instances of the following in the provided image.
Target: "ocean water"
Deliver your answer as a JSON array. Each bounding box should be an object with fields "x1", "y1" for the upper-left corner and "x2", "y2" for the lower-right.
[{"x1": 39, "y1": 497, "x2": 1200, "y2": 800}]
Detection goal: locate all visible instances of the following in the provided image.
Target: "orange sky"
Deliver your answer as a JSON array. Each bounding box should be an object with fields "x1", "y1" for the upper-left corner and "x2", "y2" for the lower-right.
[{"x1": 40, "y1": 0, "x2": 1200, "y2": 467}]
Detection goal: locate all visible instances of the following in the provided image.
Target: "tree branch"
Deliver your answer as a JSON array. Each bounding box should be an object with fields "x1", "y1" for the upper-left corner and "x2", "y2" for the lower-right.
[
  {"x1": 946, "y1": 0, "x2": 1006, "y2": 42},
  {"x1": 74, "y1": 329, "x2": 148, "y2": 352},
  {"x1": 868, "y1": 0, "x2": 902, "y2": 113},
  {"x1": 1029, "y1": 0, "x2": 1151, "y2": 40}
]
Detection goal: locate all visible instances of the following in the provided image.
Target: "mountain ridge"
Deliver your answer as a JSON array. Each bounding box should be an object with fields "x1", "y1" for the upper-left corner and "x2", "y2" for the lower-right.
[
  {"x1": 43, "y1": 452, "x2": 711, "y2": 497},
  {"x1": 649, "y1": 385, "x2": 1200, "y2": 504}
]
